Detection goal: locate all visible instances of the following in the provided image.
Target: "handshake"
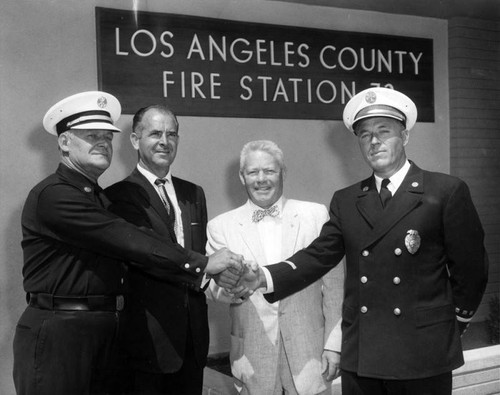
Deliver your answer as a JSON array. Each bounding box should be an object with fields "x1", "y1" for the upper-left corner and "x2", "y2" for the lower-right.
[{"x1": 204, "y1": 248, "x2": 266, "y2": 298}]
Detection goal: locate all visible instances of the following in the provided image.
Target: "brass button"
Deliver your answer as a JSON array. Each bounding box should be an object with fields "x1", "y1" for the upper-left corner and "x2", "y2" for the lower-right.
[
  {"x1": 116, "y1": 295, "x2": 124, "y2": 311},
  {"x1": 360, "y1": 276, "x2": 368, "y2": 284},
  {"x1": 362, "y1": 250, "x2": 369, "y2": 257},
  {"x1": 184, "y1": 263, "x2": 190, "y2": 269},
  {"x1": 394, "y1": 308, "x2": 401, "y2": 316},
  {"x1": 394, "y1": 248, "x2": 402, "y2": 256},
  {"x1": 360, "y1": 306, "x2": 368, "y2": 313},
  {"x1": 393, "y1": 277, "x2": 401, "y2": 285},
  {"x1": 195, "y1": 267, "x2": 201, "y2": 273}
]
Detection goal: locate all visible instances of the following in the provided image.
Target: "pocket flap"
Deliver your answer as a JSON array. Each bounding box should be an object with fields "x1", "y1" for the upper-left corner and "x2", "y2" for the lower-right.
[{"x1": 416, "y1": 304, "x2": 454, "y2": 328}]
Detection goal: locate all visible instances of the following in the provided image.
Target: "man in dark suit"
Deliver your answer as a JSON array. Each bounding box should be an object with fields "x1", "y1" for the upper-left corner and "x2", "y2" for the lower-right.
[
  {"x1": 236, "y1": 88, "x2": 488, "y2": 395},
  {"x1": 105, "y1": 105, "x2": 211, "y2": 394}
]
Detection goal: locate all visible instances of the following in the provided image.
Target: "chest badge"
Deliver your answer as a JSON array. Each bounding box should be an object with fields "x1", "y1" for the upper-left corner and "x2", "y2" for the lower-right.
[{"x1": 405, "y1": 230, "x2": 421, "y2": 254}]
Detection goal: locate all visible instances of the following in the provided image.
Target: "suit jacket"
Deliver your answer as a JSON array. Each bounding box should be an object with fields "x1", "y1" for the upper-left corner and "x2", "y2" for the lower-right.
[
  {"x1": 206, "y1": 199, "x2": 344, "y2": 395},
  {"x1": 105, "y1": 168, "x2": 209, "y2": 374},
  {"x1": 265, "y1": 163, "x2": 488, "y2": 380}
]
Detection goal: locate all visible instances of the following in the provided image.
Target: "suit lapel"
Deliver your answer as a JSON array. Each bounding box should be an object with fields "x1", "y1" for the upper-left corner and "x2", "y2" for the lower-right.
[
  {"x1": 359, "y1": 164, "x2": 424, "y2": 248},
  {"x1": 173, "y1": 177, "x2": 192, "y2": 248},
  {"x1": 130, "y1": 168, "x2": 177, "y2": 241},
  {"x1": 356, "y1": 177, "x2": 382, "y2": 228},
  {"x1": 130, "y1": 169, "x2": 169, "y2": 219},
  {"x1": 281, "y1": 199, "x2": 300, "y2": 259},
  {"x1": 238, "y1": 204, "x2": 267, "y2": 265}
]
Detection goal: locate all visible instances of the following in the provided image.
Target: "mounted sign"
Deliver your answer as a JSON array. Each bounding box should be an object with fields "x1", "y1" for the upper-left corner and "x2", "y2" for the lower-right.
[{"x1": 96, "y1": 7, "x2": 434, "y2": 121}]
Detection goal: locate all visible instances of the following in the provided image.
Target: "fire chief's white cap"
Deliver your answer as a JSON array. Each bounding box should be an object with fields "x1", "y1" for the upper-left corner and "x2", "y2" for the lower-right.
[
  {"x1": 43, "y1": 91, "x2": 122, "y2": 135},
  {"x1": 343, "y1": 87, "x2": 417, "y2": 133}
]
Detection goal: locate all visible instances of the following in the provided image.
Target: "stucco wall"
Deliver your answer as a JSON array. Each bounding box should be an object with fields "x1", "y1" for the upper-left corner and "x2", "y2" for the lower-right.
[{"x1": 0, "y1": 1, "x2": 448, "y2": 393}]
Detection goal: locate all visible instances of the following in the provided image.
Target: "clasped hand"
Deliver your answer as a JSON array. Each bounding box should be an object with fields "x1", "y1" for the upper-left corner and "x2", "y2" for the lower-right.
[{"x1": 207, "y1": 249, "x2": 262, "y2": 298}]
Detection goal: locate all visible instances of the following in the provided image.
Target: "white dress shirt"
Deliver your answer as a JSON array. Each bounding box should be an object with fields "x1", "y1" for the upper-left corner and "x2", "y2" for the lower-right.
[
  {"x1": 136, "y1": 164, "x2": 184, "y2": 247},
  {"x1": 249, "y1": 198, "x2": 283, "y2": 266},
  {"x1": 374, "y1": 160, "x2": 411, "y2": 196},
  {"x1": 248, "y1": 197, "x2": 284, "y2": 295},
  {"x1": 248, "y1": 198, "x2": 284, "y2": 344}
]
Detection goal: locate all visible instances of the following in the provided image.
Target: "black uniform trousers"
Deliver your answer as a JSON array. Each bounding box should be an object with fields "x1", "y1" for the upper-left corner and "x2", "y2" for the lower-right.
[
  {"x1": 13, "y1": 306, "x2": 122, "y2": 395},
  {"x1": 341, "y1": 370, "x2": 452, "y2": 395}
]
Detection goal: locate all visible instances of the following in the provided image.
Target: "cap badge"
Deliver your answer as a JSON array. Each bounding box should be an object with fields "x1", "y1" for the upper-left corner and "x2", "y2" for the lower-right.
[
  {"x1": 97, "y1": 96, "x2": 108, "y2": 109},
  {"x1": 365, "y1": 91, "x2": 377, "y2": 104},
  {"x1": 405, "y1": 230, "x2": 420, "y2": 255}
]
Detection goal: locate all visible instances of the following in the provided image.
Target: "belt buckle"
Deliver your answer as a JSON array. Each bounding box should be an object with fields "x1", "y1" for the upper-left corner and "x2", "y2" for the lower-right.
[{"x1": 116, "y1": 295, "x2": 124, "y2": 311}]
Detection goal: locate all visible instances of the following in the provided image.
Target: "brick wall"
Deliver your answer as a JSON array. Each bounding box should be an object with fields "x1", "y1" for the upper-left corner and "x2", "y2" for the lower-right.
[{"x1": 449, "y1": 17, "x2": 500, "y2": 321}]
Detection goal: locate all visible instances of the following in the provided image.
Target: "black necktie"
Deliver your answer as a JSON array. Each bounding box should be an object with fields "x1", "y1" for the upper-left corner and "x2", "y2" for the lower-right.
[
  {"x1": 379, "y1": 178, "x2": 392, "y2": 208},
  {"x1": 93, "y1": 184, "x2": 107, "y2": 208}
]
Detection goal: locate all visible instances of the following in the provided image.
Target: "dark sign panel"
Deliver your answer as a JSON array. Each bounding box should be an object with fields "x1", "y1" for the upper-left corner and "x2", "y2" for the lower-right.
[{"x1": 96, "y1": 7, "x2": 434, "y2": 121}]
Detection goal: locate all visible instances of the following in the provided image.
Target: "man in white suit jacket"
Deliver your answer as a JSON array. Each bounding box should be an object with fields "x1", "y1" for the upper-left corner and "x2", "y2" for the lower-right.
[{"x1": 206, "y1": 140, "x2": 344, "y2": 395}]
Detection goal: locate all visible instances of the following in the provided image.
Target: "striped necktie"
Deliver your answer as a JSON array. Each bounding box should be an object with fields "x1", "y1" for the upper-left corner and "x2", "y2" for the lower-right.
[{"x1": 155, "y1": 178, "x2": 176, "y2": 222}]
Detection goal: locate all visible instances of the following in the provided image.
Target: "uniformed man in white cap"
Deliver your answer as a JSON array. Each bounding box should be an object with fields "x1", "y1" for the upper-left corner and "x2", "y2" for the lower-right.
[
  {"x1": 235, "y1": 87, "x2": 488, "y2": 394},
  {"x1": 13, "y1": 91, "x2": 243, "y2": 395}
]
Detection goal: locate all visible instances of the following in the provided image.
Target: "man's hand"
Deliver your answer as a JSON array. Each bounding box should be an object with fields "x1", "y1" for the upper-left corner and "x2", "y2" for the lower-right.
[
  {"x1": 204, "y1": 248, "x2": 244, "y2": 275},
  {"x1": 230, "y1": 261, "x2": 266, "y2": 299},
  {"x1": 211, "y1": 265, "x2": 244, "y2": 289},
  {"x1": 322, "y1": 350, "x2": 340, "y2": 381}
]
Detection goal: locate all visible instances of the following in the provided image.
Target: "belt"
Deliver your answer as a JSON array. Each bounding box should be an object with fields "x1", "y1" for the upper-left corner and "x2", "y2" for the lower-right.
[{"x1": 28, "y1": 293, "x2": 124, "y2": 312}]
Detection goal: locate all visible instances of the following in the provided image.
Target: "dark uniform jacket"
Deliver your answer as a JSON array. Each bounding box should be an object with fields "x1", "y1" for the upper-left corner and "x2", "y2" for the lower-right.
[
  {"x1": 265, "y1": 162, "x2": 488, "y2": 380},
  {"x1": 21, "y1": 164, "x2": 207, "y2": 297},
  {"x1": 105, "y1": 168, "x2": 209, "y2": 374}
]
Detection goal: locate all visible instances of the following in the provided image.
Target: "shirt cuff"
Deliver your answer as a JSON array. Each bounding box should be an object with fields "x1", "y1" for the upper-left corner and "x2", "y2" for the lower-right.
[
  {"x1": 201, "y1": 274, "x2": 211, "y2": 290},
  {"x1": 261, "y1": 267, "x2": 274, "y2": 294},
  {"x1": 325, "y1": 319, "x2": 342, "y2": 352}
]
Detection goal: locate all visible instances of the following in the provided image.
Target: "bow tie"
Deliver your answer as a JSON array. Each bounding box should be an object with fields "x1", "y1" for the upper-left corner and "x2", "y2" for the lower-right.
[{"x1": 252, "y1": 205, "x2": 279, "y2": 222}]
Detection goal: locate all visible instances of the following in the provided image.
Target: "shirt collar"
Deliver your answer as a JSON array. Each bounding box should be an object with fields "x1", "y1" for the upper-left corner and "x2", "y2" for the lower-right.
[
  {"x1": 137, "y1": 163, "x2": 173, "y2": 187},
  {"x1": 374, "y1": 160, "x2": 411, "y2": 193}
]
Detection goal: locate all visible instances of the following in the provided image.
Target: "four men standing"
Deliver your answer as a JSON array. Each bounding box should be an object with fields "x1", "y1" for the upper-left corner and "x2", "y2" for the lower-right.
[{"x1": 14, "y1": 87, "x2": 488, "y2": 395}]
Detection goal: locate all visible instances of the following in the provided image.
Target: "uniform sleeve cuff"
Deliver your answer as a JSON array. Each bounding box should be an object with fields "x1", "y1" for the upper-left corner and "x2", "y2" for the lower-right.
[{"x1": 455, "y1": 307, "x2": 475, "y2": 322}]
